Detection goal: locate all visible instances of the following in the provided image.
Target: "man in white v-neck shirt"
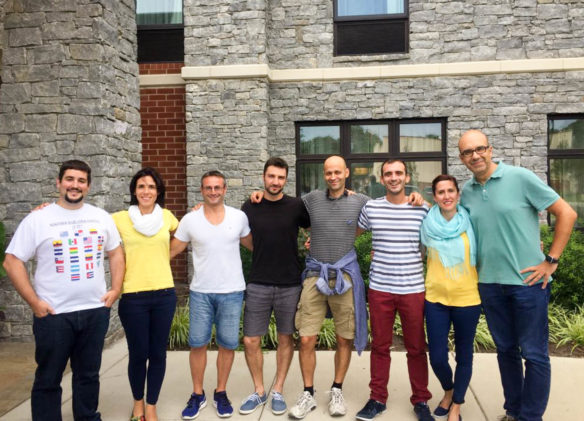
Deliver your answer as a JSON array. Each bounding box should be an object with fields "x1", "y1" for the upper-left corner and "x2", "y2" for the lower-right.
[{"x1": 170, "y1": 170, "x2": 252, "y2": 420}]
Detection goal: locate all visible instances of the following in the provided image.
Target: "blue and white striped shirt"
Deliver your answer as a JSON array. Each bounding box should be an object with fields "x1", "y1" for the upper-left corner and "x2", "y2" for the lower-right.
[{"x1": 358, "y1": 197, "x2": 428, "y2": 294}]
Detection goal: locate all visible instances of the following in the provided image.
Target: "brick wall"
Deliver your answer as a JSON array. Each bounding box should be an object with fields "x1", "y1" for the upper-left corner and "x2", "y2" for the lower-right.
[{"x1": 139, "y1": 62, "x2": 189, "y2": 294}]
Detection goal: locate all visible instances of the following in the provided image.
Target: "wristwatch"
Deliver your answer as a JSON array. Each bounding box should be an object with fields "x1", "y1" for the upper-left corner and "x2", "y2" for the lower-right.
[{"x1": 545, "y1": 254, "x2": 559, "y2": 264}]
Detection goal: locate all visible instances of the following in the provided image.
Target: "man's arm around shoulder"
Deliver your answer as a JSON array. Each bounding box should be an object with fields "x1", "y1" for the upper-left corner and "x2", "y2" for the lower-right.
[{"x1": 3, "y1": 254, "x2": 55, "y2": 317}]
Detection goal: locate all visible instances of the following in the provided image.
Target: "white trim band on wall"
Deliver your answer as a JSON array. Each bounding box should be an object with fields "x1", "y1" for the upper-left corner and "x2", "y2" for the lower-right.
[{"x1": 139, "y1": 57, "x2": 584, "y2": 87}]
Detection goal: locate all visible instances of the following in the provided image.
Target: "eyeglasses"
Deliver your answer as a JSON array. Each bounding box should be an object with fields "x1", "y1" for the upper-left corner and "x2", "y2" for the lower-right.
[{"x1": 460, "y1": 145, "x2": 490, "y2": 157}]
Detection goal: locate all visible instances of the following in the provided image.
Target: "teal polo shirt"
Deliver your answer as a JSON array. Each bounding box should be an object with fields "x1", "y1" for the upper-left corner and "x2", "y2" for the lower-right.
[{"x1": 460, "y1": 161, "x2": 559, "y2": 285}]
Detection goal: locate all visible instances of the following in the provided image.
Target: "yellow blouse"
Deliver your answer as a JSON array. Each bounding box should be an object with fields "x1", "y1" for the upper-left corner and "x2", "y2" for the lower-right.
[
  {"x1": 425, "y1": 232, "x2": 481, "y2": 307},
  {"x1": 112, "y1": 209, "x2": 178, "y2": 293}
]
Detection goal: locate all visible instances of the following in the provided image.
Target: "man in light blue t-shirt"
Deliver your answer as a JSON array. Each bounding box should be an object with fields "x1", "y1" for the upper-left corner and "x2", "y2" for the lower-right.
[{"x1": 458, "y1": 130, "x2": 577, "y2": 421}]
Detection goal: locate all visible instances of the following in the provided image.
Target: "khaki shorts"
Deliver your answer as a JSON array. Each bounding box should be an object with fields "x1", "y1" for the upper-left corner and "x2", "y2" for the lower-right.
[{"x1": 295, "y1": 274, "x2": 355, "y2": 340}]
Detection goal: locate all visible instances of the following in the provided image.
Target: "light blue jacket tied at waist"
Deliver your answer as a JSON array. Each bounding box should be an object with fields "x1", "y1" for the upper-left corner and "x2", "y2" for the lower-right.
[{"x1": 302, "y1": 249, "x2": 368, "y2": 355}]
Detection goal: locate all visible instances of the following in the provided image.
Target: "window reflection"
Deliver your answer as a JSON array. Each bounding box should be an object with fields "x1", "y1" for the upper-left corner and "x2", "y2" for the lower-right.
[
  {"x1": 350, "y1": 125, "x2": 388, "y2": 154},
  {"x1": 299, "y1": 126, "x2": 340, "y2": 155},
  {"x1": 137, "y1": 0, "x2": 182, "y2": 25},
  {"x1": 400, "y1": 123, "x2": 442, "y2": 153},
  {"x1": 337, "y1": 0, "x2": 405, "y2": 16}
]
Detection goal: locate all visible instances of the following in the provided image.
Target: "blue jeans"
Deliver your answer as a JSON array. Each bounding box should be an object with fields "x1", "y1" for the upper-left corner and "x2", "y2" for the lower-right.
[
  {"x1": 119, "y1": 288, "x2": 176, "y2": 405},
  {"x1": 188, "y1": 290, "x2": 243, "y2": 350},
  {"x1": 425, "y1": 301, "x2": 481, "y2": 404},
  {"x1": 32, "y1": 306, "x2": 110, "y2": 421},
  {"x1": 479, "y1": 283, "x2": 551, "y2": 421}
]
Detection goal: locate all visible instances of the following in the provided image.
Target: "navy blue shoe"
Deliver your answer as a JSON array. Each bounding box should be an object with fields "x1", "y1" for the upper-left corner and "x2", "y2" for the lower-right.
[
  {"x1": 214, "y1": 389, "x2": 234, "y2": 418},
  {"x1": 181, "y1": 391, "x2": 207, "y2": 419},
  {"x1": 414, "y1": 402, "x2": 435, "y2": 421}
]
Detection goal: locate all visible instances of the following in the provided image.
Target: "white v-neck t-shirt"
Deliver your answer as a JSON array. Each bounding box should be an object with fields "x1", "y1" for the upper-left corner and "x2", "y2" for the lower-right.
[{"x1": 174, "y1": 206, "x2": 250, "y2": 293}]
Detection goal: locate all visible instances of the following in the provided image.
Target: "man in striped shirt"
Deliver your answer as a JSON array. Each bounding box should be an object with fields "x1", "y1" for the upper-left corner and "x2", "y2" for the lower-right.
[{"x1": 355, "y1": 159, "x2": 433, "y2": 421}]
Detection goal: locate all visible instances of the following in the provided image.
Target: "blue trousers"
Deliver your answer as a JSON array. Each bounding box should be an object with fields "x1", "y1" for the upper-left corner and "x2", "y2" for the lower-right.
[
  {"x1": 32, "y1": 306, "x2": 110, "y2": 421},
  {"x1": 118, "y1": 288, "x2": 177, "y2": 405},
  {"x1": 425, "y1": 301, "x2": 481, "y2": 404},
  {"x1": 479, "y1": 283, "x2": 551, "y2": 421}
]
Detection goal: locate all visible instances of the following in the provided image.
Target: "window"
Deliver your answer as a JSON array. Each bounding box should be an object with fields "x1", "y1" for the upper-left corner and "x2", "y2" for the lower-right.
[
  {"x1": 548, "y1": 114, "x2": 584, "y2": 228},
  {"x1": 296, "y1": 119, "x2": 446, "y2": 201},
  {"x1": 334, "y1": 0, "x2": 409, "y2": 56},
  {"x1": 137, "y1": 0, "x2": 184, "y2": 63}
]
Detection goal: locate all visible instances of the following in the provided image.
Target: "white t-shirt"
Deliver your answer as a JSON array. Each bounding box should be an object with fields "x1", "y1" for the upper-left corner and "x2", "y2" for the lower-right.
[
  {"x1": 6, "y1": 203, "x2": 121, "y2": 314},
  {"x1": 174, "y1": 205, "x2": 251, "y2": 293}
]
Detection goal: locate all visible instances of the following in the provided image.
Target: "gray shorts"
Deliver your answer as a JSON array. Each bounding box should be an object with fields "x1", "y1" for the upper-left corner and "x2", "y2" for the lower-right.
[{"x1": 243, "y1": 283, "x2": 302, "y2": 337}]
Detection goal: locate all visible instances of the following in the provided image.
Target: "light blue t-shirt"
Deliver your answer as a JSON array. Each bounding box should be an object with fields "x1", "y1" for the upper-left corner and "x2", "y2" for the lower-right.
[{"x1": 460, "y1": 161, "x2": 559, "y2": 286}]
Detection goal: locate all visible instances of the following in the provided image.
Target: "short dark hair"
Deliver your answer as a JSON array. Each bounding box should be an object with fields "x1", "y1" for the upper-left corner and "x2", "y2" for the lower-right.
[
  {"x1": 129, "y1": 167, "x2": 166, "y2": 207},
  {"x1": 380, "y1": 159, "x2": 408, "y2": 176},
  {"x1": 59, "y1": 160, "x2": 92, "y2": 184},
  {"x1": 201, "y1": 170, "x2": 226, "y2": 186},
  {"x1": 431, "y1": 174, "x2": 459, "y2": 195},
  {"x1": 263, "y1": 157, "x2": 289, "y2": 176}
]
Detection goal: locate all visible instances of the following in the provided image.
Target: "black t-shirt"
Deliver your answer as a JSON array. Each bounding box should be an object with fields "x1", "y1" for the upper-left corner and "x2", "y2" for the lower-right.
[{"x1": 241, "y1": 195, "x2": 311, "y2": 287}]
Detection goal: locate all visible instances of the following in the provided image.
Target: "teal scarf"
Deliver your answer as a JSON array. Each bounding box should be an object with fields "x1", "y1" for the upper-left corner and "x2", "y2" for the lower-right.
[{"x1": 420, "y1": 204, "x2": 476, "y2": 276}]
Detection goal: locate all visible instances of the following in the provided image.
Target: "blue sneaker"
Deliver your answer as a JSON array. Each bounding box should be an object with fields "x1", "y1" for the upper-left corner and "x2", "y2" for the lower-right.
[
  {"x1": 270, "y1": 391, "x2": 287, "y2": 415},
  {"x1": 414, "y1": 402, "x2": 435, "y2": 421},
  {"x1": 239, "y1": 391, "x2": 267, "y2": 414},
  {"x1": 214, "y1": 389, "x2": 234, "y2": 418},
  {"x1": 181, "y1": 391, "x2": 207, "y2": 419},
  {"x1": 356, "y1": 399, "x2": 386, "y2": 421}
]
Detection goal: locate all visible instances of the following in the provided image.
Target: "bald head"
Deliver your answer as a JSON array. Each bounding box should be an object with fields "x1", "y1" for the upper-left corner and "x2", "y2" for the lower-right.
[
  {"x1": 323, "y1": 155, "x2": 349, "y2": 197},
  {"x1": 458, "y1": 129, "x2": 488, "y2": 151},
  {"x1": 324, "y1": 155, "x2": 347, "y2": 170}
]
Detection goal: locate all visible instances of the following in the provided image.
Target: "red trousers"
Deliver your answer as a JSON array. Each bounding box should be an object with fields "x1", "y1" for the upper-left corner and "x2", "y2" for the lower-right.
[{"x1": 368, "y1": 288, "x2": 432, "y2": 405}]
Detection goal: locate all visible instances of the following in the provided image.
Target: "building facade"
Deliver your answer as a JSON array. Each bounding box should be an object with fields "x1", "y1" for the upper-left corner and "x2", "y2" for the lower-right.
[{"x1": 1, "y1": 0, "x2": 584, "y2": 340}]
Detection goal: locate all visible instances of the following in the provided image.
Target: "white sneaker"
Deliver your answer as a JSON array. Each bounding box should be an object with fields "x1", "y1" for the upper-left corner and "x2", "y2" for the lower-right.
[
  {"x1": 288, "y1": 391, "x2": 317, "y2": 419},
  {"x1": 328, "y1": 387, "x2": 346, "y2": 416}
]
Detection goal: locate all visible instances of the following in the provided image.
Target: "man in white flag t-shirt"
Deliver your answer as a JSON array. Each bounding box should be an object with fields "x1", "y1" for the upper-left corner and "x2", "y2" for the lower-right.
[
  {"x1": 3, "y1": 159, "x2": 125, "y2": 421},
  {"x1": 170, "y1": 170, "x2": 252, "y2": 420}
]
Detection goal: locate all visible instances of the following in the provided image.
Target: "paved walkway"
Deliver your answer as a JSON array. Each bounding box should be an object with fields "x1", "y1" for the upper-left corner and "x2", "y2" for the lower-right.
[{"x1": 1, "y1": 338, "x2": 583, "y2": 420}]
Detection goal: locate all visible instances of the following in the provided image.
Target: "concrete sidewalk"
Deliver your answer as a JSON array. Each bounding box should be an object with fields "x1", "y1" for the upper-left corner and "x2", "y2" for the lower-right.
[{"x1": 2, "y1": 338, "x2": 583, "y2": 421}]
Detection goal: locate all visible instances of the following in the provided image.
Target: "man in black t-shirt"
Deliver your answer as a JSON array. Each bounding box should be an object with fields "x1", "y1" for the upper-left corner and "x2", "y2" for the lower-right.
[{"x1": 238, "y1": 157, "x2": 311, "y2": 416}]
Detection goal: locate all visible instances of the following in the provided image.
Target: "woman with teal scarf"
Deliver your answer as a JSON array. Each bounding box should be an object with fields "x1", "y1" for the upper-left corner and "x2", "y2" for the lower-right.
[{"x1": 420, "y1": 175, "x2": 481, "y2": 421}]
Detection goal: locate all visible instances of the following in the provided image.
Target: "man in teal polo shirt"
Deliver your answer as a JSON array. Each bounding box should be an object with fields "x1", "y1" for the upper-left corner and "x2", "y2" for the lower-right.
[{"x1": 458, "y1": 129, "x2": 577, "y2": 421}]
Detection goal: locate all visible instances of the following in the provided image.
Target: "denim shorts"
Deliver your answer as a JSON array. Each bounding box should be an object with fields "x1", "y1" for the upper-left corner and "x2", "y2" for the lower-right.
[{"x1": 188, "y1": 290, "x2": 243, "y2": 350}]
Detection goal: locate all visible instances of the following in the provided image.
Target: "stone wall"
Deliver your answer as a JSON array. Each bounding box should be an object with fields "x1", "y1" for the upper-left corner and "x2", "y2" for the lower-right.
[
  {"x1": 185, "y1": 78, "x2": 270, "y2": 206},
  {"x1": 184, "y1": 0, "x2": 267, "y2": 66},
  {"x1": 263, "y1": 0, "x2": 584, "y2": 68},
  {"x1": 0, "y1": 0, "x2": 141, "y2": 341},
  {"x1": 267, "y1": 71, "x2": 584, "y2": 184}
]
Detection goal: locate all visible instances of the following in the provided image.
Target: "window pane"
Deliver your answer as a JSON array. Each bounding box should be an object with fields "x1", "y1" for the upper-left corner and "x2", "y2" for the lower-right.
[
  {"x1": 550, "y1": 158, "x2": 584, "y2": 228},
  {"x1": 549, "y1": 118, "x2": 584, "y2": 150},
  {"x1": 350, "y1": 124, "x2": 388, "y2": 154},
  {"x1": 299, "y1": 126, "x2": 340, "y2": 155},
  {"x1": 298, "y1": 163, "x2": 326, "y2": 196},
  {"x1": 407, "y1": 161, "x2": 442, "y2": 202},
  {"x1": 338, "y1": 0, "x2": 404, "y2": 16},
  {"x1": 351, "y1": 162, "x2": 386, "y2": 198},
  {"x1": 400, "y1": 123, "x2": 442, "y2": 153},
  {"x1": 137, "y1": 0, "x2": 182, "y2": 25}
]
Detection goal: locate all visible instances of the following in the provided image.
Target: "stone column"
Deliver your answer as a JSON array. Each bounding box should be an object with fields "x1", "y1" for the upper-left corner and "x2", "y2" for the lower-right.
[
  {"x1": 184, "y1": 0, "x2": 269, "y2": 206},
  {"x1": 0, "y1": 0, "x2": 141, "y2": 340}
]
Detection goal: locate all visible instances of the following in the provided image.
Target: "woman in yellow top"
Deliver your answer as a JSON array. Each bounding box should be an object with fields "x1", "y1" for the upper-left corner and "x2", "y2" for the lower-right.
[
  {"x1": 112, "y1": 168, "x2": 179, "y2": 421},
  {"x1": 420, "y1": 175, "x2": 481, "y2": 421}
]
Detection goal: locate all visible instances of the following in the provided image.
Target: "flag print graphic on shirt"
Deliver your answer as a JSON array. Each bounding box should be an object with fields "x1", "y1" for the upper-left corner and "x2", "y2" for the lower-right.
[
  {"x1": 53, "y1": 240, "x2": 64, "y2": 274},
  {"x1": 83, "y1": 236, "x2": 94, "y2": 279}
]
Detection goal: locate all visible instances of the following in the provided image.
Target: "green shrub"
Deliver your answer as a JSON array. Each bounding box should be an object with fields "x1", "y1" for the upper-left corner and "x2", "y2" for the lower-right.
[
  {"x1": 549, "y1": 304, "x2": 584, "y2": 353},
  {"x1": 355, "y1": 231, "x2": 372, "y2": 286},
  {"x1": 541, "y1": 225, "x2": 584, "y2": 310},
  {"x1": 168, "y1": 302, "x2": 190, "y2": 350}
]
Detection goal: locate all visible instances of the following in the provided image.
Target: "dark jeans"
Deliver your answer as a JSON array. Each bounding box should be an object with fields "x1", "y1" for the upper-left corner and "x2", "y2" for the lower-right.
[
  {"x1": 368, "y1": 289, "x2": 432, "y2": 405},
  {"x1": 425, "y1": 301, "x2": 481, "y2": 404},
  {"x1": 32, "y1": 306, "x2": 110, "y2": 421},
  {"x1": 118, "y1": 288, "x2": 176, "y2": 405},
  {"x1": 479, "y1": 283, "x2": 551, "y2": 421}
]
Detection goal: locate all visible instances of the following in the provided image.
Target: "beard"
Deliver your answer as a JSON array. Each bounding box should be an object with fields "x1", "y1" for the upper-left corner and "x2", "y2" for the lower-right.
[
  {"x1": 64, "y1": 191, "x2": 84, "y2": 204},
  {"x1": 266, "y1": 185, "x2": 283, "y2": 196}
]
